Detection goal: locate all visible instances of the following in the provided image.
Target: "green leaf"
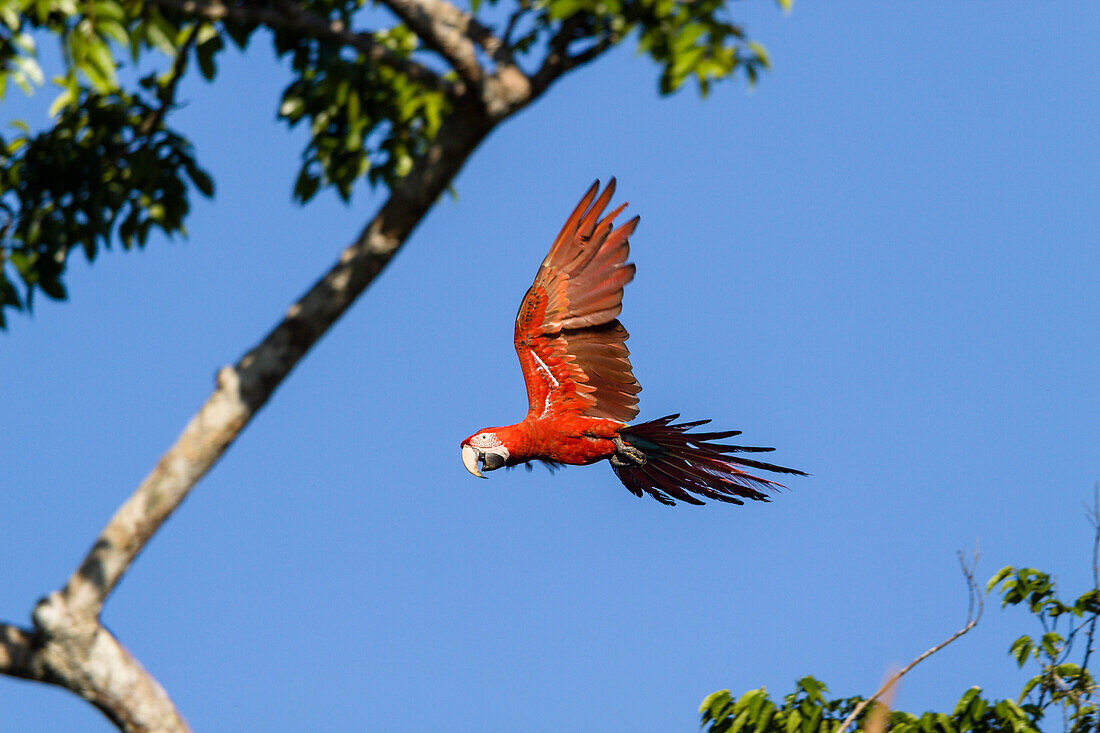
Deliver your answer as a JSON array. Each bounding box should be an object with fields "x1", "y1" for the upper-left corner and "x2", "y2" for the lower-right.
[
  {"x1": 748, "y1": 41, "x2": 771, "y2": 69},
  {"x1": 85, "y1": 40, "x2": 119, "y2": 90},
  {"x1": 185, "y1": 164, "x2": 215, "y2": 197},
  {"x1": 144, "y1": 16, "x2": 177, "y2": 57},
  {"x1": 1010, "y1": 635, "x2": 1033, "y2": 667},
  {"x1": 1073, "y1": 588, "x2": 1100, "y2": 615},
  {"x1": 196, "y1": 40, "x2": 219, "y2": 80},
  {"x1": 13, "y1": 54, "x2": 44, "y2": 88},
  {"x1": 701, "y1": 689, "x2": 732, "y2": 719},
  {"x1": 1039, "y1": 631, "x2": 1063, "y2": 659},
  {"x1": 293, "y1": 167, "x2": 321, "y2": 203},
  {"x1": 0, "y1": 3, "x2": 19, "y2": 30},
  {"x1": 986, "y1": 567, "x2": 1013, "y2": 592},
  {"x1": 48, "y1": 87, "x2": 74, "y2": 116},
  {"x1": 38, "y1": 273, "x2": 68, "y2": 300},
  {"x1": 96, "y1": 18, "x2": 130, "y2": 48},
  {"x1": 951, "y1": 687, "x2": 981, "y2": 718}
]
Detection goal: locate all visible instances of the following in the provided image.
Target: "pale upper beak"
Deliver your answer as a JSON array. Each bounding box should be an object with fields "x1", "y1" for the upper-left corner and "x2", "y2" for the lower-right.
[
  {"x1": 462, "y1": 444, "x2": 486, "y2": 479},
  {"x1": 461, "y1": 444, "x2": 509, "y2": 478}
]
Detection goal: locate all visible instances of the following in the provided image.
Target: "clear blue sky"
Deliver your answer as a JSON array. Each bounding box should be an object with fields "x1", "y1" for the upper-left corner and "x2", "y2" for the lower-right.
[{"x1": 3, "y1": 3, "x2": 1099, "y2": 731}]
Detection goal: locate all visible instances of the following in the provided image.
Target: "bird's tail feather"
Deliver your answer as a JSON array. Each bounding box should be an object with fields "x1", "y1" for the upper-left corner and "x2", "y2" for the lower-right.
[{"x1": 612, "y1": 414, "x2": 807, "y2": 506}]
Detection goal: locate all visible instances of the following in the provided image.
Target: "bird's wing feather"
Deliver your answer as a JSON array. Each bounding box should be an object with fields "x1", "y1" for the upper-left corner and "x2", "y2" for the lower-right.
[{"x1": 513, "y1": 179, "x2": 641, "y2": 423}]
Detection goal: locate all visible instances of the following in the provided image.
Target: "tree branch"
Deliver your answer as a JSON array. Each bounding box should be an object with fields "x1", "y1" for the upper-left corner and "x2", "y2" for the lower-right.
[
  {"x1": 1, "y1": 611, "x2": 188, "y2": 732},
  {"x1": 0, "y1": 623, "x2": 34, "y2": 678},
  {"x1": 150, "y1": 0, "x2": 458, "y2": 96},
  {"x1": 501, "y1": 3, "x2": 528, "y2": 50},
  {"x1": 1079, "y1": 483, "x2": 1100, "y2": 675},
  {"x1": 136, "y1": 23, "x2": 200, "y2": 138},
  {"x1": 838, "y1": 547, "x2": 985, "y2": 732},
  {"x1": 530, "y1": 21, "x2": 616, "y2": 96},
  {"x1": 375, "y1": 0, "x2": 497, "y2": 91}
]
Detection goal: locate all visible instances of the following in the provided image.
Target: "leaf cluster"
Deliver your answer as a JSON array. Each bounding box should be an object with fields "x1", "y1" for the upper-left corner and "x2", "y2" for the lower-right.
[
  {"x1": 0, "y1": 0, "x2": 784, "y2": 327},
  {"x1": 0, "y1": 87, "x2": 209, "y2": 325},
  {"x1": 700, "y1": 678, "x2": 862, "y2": 733},
  {"x1": 700, "y1": 680, "x2": 1039, "y2": 733},
  {"x1": 275, "y1": 23, "x2": 449, "y2": 201},
  {"x1": 700, "y1": 562, "x2": 1100, "y2": 733},
  {"x1": 477, "y1": 0, "x2": 777, "y2": 95},
  {"x1": 988, "y1": 566, "x2": 1100, "y2": 731},
  {"x1": 0, "y1": 0, "x2": 215, "y2": 324}
]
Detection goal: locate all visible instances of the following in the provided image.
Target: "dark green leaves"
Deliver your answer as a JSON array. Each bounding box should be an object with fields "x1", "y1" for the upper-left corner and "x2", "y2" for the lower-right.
[
  {"x1": 0, "y1": 0, "x2": 220, "y2": 327},
  {"x1": 0, "y1": 89, "x2": 212, "y2": 320}
]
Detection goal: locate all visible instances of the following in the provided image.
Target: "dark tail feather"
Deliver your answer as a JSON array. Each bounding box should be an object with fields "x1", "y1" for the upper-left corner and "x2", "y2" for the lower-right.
[{"x1": 612, "y1": 414, "x2": 807, "y2": 507}]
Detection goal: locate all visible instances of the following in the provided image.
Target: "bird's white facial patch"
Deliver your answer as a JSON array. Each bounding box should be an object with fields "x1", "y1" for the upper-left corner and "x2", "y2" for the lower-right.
[{"x1": 470, "y1": 432, "x2": 502, "y2": 449}]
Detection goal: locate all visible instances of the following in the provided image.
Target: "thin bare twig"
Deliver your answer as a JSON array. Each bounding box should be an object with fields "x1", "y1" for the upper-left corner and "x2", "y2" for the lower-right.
[
  {"x1": 837, "y1": 546, "x2": 985, "y2": 732},
  {"x1": 567, "y1": 35, "x2": 616, "y2": 69},
  {"x1": 501, "y1": 2, "x2": 528, "y2": 49},
  {"x1": 1079, "y1": 483, "x2": 1100, "y2": 680},
  {"x1": 136, "y1": 23, "x2": 200, "y2": 138}
]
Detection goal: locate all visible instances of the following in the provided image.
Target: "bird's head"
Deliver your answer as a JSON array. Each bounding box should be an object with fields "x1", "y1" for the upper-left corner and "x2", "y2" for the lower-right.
[{"x1": 460, "y1": 430, "x2": 511, "y2": 478}]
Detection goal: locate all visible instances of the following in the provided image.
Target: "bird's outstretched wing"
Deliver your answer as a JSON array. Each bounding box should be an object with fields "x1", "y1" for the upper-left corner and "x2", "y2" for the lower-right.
[{"x1": 513, "y1": 179, "x2": 641, "y2": 424}]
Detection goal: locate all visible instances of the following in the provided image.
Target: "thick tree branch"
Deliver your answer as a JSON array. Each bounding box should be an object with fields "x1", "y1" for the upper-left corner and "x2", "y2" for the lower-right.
[
  {"x1": 1, "y1": 612, "x2": 187, "y2": 732},
  {"x1": 150, "y1": 0, "x2": 458, "y2": 96}
]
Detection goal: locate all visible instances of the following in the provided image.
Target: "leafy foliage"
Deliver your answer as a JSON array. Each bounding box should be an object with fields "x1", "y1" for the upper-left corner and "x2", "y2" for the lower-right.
[
  {"x1": 700, "y1": 558, "x2": 1100, "y2": 732},
  {"x1": 0, "y1": 0, "x2": 785, "y2": 327},
  {"x1": 480, "y1": 0, "x2": 775, "y2": 95},
  {"x1": 0, "y1": 0, "x2": 212, "y2": 323},
  {"x1": 988, "y1": 566, "x2": 1100, "y2": 731},
  {"x1": 0, "y1": 87, "x2": 209, "y2": 325},
  {"x1": 700, "y1": 678, "x2": 863, "y2": 733},
  {"x1": 275, "y1": 24, "x2": 449, "y2": 201}
]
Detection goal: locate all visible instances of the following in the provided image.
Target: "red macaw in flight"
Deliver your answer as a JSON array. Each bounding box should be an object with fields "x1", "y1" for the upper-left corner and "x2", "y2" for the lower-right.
[{"x1": 460, "y1": 179, "x2": 805, "y2": 505}]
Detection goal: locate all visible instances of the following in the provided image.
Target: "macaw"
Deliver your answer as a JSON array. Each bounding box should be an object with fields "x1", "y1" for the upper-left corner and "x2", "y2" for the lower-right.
[{"x1": 460, "y1": 179, "x2": 805, "y2": 505}]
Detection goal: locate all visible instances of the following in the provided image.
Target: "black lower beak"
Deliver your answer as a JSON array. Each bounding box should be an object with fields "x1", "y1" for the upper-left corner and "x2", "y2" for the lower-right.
[{"x1": 481, "y1": 452, "x2": 506, "y2": 472}]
